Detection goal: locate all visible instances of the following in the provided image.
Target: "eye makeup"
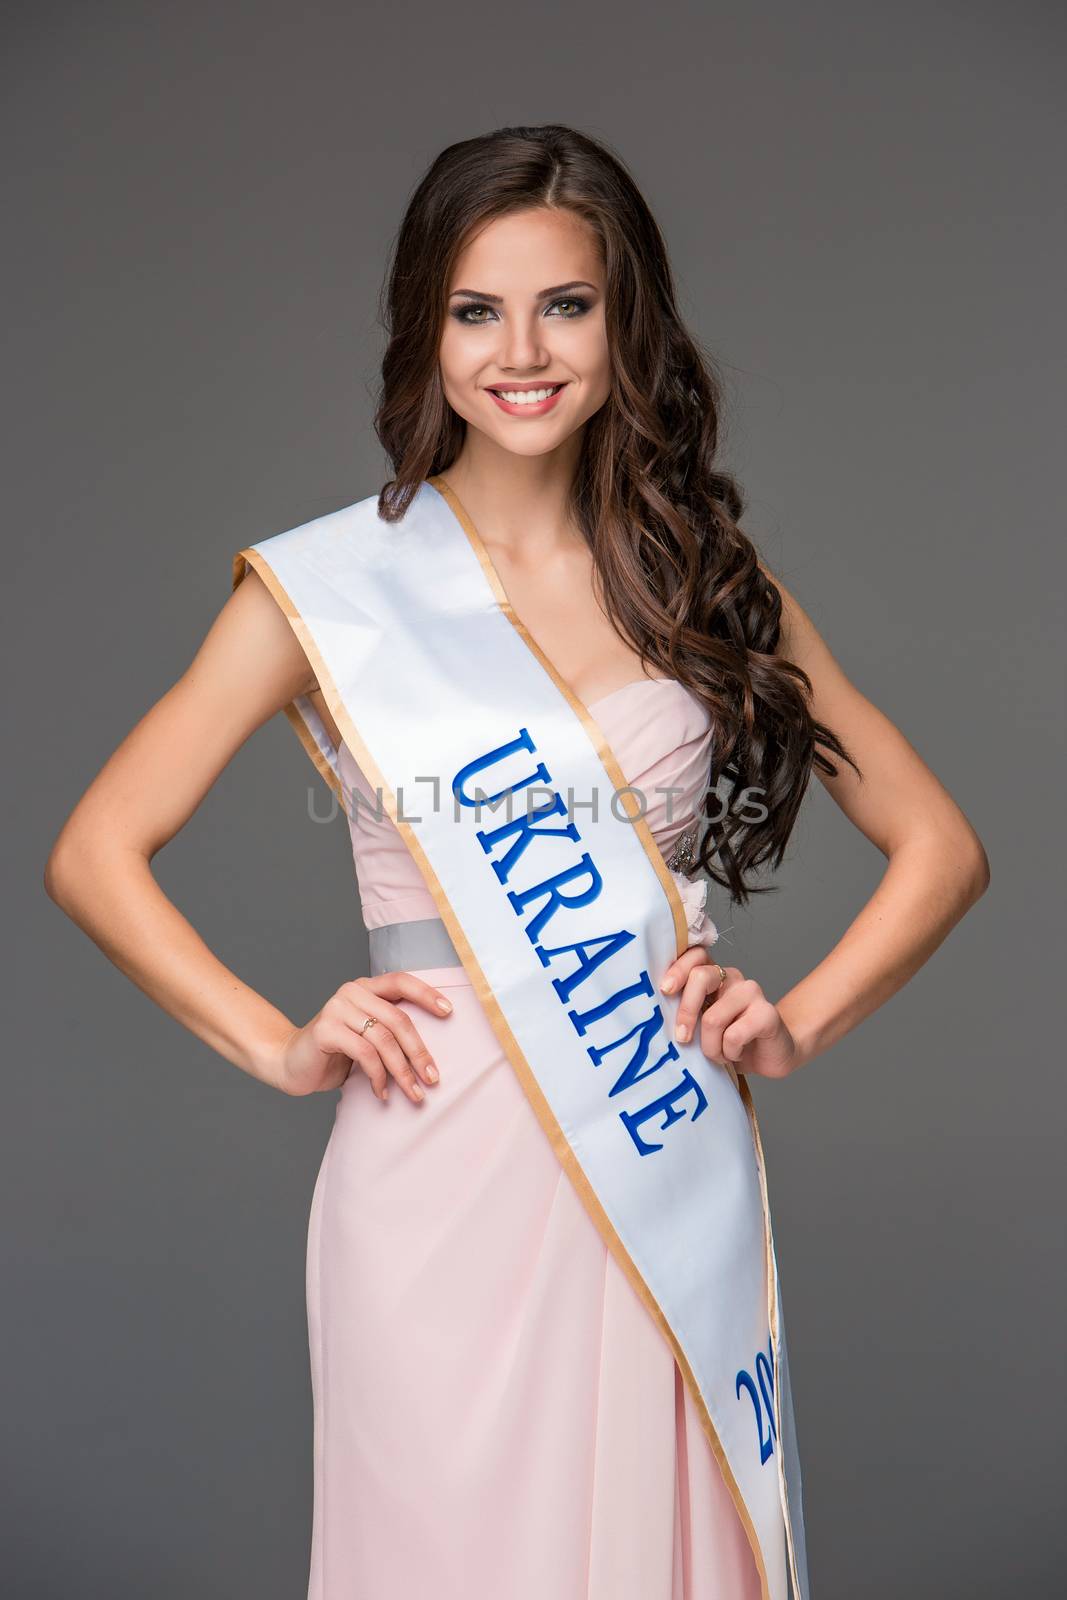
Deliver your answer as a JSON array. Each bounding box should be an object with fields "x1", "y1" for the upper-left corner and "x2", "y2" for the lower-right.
[{"x1": 449, "y1": 295, "x2": 593, "y2": 325}]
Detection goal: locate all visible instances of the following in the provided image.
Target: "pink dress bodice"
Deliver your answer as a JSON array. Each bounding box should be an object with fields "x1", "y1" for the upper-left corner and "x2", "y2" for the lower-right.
[{"x1": 335, "y1": 677, "x2": 719, "y2": 948}]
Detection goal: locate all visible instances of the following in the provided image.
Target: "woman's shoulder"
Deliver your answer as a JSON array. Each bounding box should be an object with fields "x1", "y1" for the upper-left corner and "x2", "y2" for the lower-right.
[{"x1": 756, "y1": 555, "x2": 827, "y2": 672}]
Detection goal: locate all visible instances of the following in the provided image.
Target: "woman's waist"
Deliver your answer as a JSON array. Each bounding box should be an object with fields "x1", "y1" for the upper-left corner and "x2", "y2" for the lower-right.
[{"x1": 364, "y1": 862, "x2": 716, "y2": 982}]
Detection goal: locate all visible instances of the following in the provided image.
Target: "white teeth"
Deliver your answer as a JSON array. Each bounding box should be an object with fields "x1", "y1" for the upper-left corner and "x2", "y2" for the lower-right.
[{"x1": 493, "y1": 385, "x2": 561, "y2": 405}]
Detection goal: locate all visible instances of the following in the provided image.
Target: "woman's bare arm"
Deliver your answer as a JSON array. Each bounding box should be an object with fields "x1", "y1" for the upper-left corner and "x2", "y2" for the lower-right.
[
  {"x1": 43, "y1": 569, "x2": 320, "y2": 1088},
  {"x1": 763, "y1": 566, "x2": 991, "y2": 1071}
]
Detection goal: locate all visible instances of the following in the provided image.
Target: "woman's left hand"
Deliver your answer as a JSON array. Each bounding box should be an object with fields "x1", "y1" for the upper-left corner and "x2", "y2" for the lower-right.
[{"x1": 660, "y1": 946, "x2": 800, "y2": 1080}]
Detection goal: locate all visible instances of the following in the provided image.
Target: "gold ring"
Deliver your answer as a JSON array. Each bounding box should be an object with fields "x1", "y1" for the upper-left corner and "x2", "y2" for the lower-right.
[
  {"x1": 359, "y1": 1016, "x2": 378, "y2": 1035},
  {"x1": 713, "y1": 963, "x2": 727, "y2": 989}
]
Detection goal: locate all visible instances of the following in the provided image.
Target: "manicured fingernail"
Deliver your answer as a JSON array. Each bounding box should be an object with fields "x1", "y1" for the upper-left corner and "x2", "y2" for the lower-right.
[
  {"x1": 661, "y1": 977, "x2": 676, "y2": 993},
  {"x1": 425, "y1": 1063, "x2": 438, "y2": 1083},
  {"x1": 676, "y1": 1023, "x2": 690, "y2": 1043},
  {"x1": 436, "y1": 996, "x2": 452, "y2": 1012},
  {"x1": 411, "y1": 1083, "x2": 424, "y2": 1101}
]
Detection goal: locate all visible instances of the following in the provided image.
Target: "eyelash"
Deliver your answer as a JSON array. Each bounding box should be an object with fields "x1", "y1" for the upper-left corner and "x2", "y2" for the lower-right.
[{"x1": 449, "y1": 296, "x2": 592, "y2": 325}]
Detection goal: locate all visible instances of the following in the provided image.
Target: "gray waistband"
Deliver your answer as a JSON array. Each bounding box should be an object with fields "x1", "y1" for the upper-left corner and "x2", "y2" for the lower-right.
[{"x1": 367, "y1": 916, "x2": 461, "y2": 976}]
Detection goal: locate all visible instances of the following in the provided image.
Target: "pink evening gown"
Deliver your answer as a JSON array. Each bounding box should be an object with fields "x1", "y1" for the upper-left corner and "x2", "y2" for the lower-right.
[{"x1": 304, "y1": 675, "x2": 764, "y2": 1599}]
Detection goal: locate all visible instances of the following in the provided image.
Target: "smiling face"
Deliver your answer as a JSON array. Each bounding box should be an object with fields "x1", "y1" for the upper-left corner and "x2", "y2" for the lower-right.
[{"x1": 439, "y1": 206, "x2": 612, "y2": 460}]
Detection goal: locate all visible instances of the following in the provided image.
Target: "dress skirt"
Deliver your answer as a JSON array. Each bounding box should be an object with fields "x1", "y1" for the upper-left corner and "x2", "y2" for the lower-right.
[{"x1": 304, "y1": 961, "x2": 764, "y2": 1600}]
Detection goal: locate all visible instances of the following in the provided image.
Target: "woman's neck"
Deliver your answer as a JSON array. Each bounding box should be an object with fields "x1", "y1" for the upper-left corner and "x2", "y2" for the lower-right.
[{"x1": 438, "y1": 439, "x2": 584, "y2": 561}]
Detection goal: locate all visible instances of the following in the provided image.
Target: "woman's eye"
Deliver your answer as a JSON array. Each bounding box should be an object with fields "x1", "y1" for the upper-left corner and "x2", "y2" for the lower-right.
[
  {"x1": 453, "y1": 304, "x2": 493, "y2": 324},
  {"x1": 548, "y1": 297, "x2": 590, "y2": 318}
]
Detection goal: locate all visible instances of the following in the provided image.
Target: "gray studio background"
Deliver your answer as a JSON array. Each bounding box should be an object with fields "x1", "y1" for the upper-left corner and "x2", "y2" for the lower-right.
[{"x1": 5, "y1": 3, "x2": 1064, "y2": 1595}]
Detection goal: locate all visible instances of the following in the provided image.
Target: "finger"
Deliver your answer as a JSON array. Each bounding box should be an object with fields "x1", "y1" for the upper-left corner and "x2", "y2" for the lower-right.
[
  {"x1": 340, "y1": 984, "x2": 440, "y2": 1089},
  {"x1": 699, "y1": 977, "x2": 759, "y2": 1064},
  {"x1": 310, "y1": 1013, "x2": 388, "y2": 1095},
  {"x1": 340, "y1": 1006, "x2": 429, "y2": 1105},
  {"x1": 674, "y1": 965, "x2": 726, "y2": 1043},
  {"x1": 659, "y1": 944, "x2": 712, "y2": 995},
  {"x1": 347, "y1": 978, "x2": 445, "y2": 1073},
  {"x1": 362, "y1": 970, "x2": 455, "y2": 1017},
  {"x1": 337, "y1": 1029, "x2": 390, "y2": 1100},
  {"x1": 338, "y1": 1019, "x2": 422, "y2": 1104},
  {"x1": 720, "y1": 999, "x2": 779, "y2": 1065}
]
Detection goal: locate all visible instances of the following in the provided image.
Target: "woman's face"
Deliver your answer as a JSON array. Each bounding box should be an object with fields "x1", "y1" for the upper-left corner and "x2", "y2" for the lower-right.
[{"x1": 439, "y1": 206, "x2": 611, "y2": 458}]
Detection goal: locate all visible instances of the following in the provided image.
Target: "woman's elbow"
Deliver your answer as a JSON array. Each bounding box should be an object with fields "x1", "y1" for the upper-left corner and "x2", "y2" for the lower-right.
[
  {"x1": 961, "y1": 831, "x2": 991, "y2": 905},
  {"x1": 43, "y1": 832, "x2": 80, "y2": 912},
  {"x1": 43, "y1": 823, "x2": 102, "y2": 914}
]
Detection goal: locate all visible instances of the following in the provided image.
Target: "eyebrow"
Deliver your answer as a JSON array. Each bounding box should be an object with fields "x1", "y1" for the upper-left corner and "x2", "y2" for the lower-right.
[{"x1": 448, "y1": 280, "x2": 598, "y2": 303}]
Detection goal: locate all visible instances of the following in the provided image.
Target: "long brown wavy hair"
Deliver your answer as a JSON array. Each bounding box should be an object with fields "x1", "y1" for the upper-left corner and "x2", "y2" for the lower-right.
[{"x1": 373, "y1": 123, "x2": 861, "y2": 906}]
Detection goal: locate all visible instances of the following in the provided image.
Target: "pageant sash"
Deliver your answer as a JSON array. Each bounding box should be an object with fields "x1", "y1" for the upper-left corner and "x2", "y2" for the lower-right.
[{"x1": 232, "y1": 476, "x2": 808, "y2": 1599}]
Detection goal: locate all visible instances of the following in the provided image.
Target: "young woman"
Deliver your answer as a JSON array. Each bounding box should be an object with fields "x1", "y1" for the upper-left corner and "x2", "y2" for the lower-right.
[{"x1": 45, "y1": 124, "x2": 989, "y2": 1600}]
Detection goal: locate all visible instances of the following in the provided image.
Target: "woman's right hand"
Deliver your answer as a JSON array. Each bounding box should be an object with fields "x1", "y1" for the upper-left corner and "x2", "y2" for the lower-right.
[{"x1": 271, "y1": 972, "x2": 453, "y2": 1102}]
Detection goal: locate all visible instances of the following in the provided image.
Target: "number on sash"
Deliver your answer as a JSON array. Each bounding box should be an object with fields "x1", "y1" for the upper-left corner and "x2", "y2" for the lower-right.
[{"x1": 736, "y1": 1336, "x2": 777, "y2": 1465}]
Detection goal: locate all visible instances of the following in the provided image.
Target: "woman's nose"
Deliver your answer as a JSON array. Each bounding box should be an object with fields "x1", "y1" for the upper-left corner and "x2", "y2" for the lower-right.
[{"x1": 499, "y1": 316, "x2": 548, "y2": 372}]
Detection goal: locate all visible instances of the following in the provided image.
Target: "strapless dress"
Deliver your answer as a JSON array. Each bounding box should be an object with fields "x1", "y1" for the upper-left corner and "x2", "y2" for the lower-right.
[{"x1": 304, "y1": 676, "x2": 762, "y2": 1599}]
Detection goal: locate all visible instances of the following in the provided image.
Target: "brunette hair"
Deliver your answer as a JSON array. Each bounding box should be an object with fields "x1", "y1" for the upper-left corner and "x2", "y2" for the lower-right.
[{"x1": 374, "y1": 123, "x2": 860, "y2": 905}]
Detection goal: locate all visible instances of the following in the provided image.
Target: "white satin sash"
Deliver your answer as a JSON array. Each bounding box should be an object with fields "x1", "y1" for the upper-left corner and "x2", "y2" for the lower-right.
[{"x1": 232, "y1": 475, "x2": 808, "y2": 1599}]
